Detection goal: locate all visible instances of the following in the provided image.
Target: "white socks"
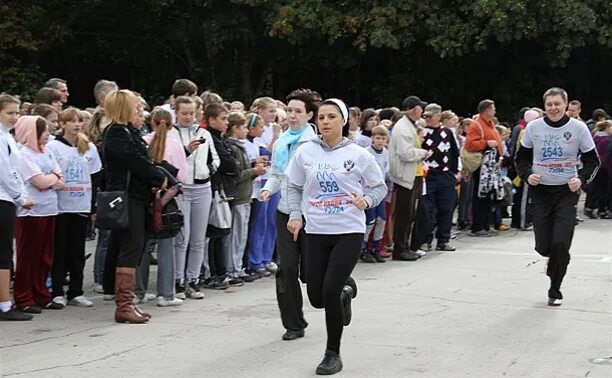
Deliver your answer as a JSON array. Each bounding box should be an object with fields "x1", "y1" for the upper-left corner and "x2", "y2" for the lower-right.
[{"x1": 0, "y1": 300, "x2": 12, "y2": 312}]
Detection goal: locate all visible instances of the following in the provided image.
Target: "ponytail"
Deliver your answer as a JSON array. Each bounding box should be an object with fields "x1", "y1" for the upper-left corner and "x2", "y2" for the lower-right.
[
  {"x1": 76, "y1": 133, "x2": 90, "y2": 155},
  {"x1": 150, "y1": 120, "x2": 169, "y2": 164},
  {"x1": 149, "y1": 109, "x2": 173, "y2": 164}
]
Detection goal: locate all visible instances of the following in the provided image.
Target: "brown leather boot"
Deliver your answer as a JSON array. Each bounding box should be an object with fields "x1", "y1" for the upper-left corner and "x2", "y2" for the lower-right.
[
  {"x1": 134, "y1": 304, "x2": 151, "y2": 319},
  {"x1": 114, "y1": 268, "x2": 148, "y2": 324}
]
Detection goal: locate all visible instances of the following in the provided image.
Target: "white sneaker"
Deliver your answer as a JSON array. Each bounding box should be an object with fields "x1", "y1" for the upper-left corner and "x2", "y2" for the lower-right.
[
  {"x1": 69, "y1": 296, "x2": 93, "y2": 307},
  {"x1": 413, "y1": 249, "x2": 427, "y2": 257},
  {"x1": 133, "y1": 293, "x2": 156, "y2": 304},
  {"x1": 265, "y1": 261, "x2": 278, "y2": 274},
  {"x1": 103, "y1": 294, "x2": 115, "y2": 301},
  {"x1": 52, "y1": 296, "x2": 67, "y2": 307},
  {"x1": 157, "y1": 297, "x2": 183, "y2": 307},
  {"x1": 92, "y1": 283, "x2": 104, "y2": 293}
]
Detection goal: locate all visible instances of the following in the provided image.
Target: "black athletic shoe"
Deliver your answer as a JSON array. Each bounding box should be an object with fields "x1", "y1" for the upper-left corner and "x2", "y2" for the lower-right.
[
  {"x1": 20, "y1": 305, "x2": 42, "y2": 314},
  {"x1": 341, "y1": 287, "x2": 353, "y2": 326},
  {"x1": 0, "y1": 307, "x2": 33, "y2": 321},
  {"x1": 175, "y1": 280, "x2": 186, "y2": 300},
  {"x1": 359, "y1": 251, "x2": 377, "y2": 263},
  {"x1": 316, "y1": 350, "x2": 343, "y2": 375},
  {"x1": 44, "y1": 302, "x2": 64, "y2": 310},
  {"x1": 282, "y1": 329, "x2": 305, "y2": 341}
]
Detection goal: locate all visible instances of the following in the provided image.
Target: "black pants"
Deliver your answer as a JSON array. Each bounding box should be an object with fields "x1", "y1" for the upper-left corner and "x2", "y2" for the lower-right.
[
  {"x1": 392, "y1": 177, "x2": 422, "y2": 256},
  {"x1": 423, "y1": 172, "x2": 456, "y2": 245},
  {"x1": 208, "y1": 236, "x2": 226, "y2": 277},
  {"x1": 585, "y1": 170, "x2": 610, "y2": 213},
  {"x1": 471, "y1": 168, "x2": 492, "y2": 232},
  {"x1": 511, "y1": 183, "x2": 532, "y2": 229},
  {"x1": 52, "y1": 213, "x2": 87, "y2": 299},
  {"x1": 306, "y1": 233, "x2": 362, "y2": 354},
  {"x1": 0, "y1": 201, "x2": 16, "y2": 270},
  {"x1": 531, "y1": 185, "x2": 579, "y2": 298},
  {"x1": 275, "y1": 211, "x2": 308, "y2": 332},
  {"x1": 103, "y1": 201, "x2": 148, "y2": 294}
]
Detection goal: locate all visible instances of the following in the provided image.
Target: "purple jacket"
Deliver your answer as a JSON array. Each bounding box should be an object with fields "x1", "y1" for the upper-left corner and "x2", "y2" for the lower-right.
[{"x1": 593, "y1": 133, "x2": 611, "y2": 175}]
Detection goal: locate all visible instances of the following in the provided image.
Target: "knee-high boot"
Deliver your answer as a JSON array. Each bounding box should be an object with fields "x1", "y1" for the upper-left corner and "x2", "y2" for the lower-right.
[{"x1": 114, "y1": 267, "x2": 148, "y2": 324}]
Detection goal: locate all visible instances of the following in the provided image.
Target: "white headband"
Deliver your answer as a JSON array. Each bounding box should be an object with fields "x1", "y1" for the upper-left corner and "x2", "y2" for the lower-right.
[{"x1": 323, "y1": 98, "x2": 349, "y2": 125}]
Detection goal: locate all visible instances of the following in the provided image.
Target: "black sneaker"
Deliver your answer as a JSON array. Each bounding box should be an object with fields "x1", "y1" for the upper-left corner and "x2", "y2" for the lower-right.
[
  {"x1": 316, "y1": 349, "x2": 343, "y2": 375},
  {"x1": 175, "y1": 280, "x2": 186, "y2": 300},
  {"x1": 202, "y1": 277, "x2": 230, "y2": 290},
  {"x1": 0, "y1": 307, "x2": 33, "y2": 321},
  {"x1": 436, "y1": 244, "x2": 456, "y2": 251},
  {"x1": 282, "y1": 329, "x2": 305, "y2": 341},
  {"x1": 359, "y1": 251, "x2": 377, "y2": 263},
  {"x1": 20, "y1": 305, "x2": 42, "y2": 314},
  {"x1": 584, "y1": 208, "x2": 596, "y2": 219},
  {"x1": 185, "y1": 280, "x2": 205, "y2": 299},
  {"x1": 238, "y1": 271, "x2": 259, "y2": 283},
  {"x1": 341, "y1": 284, "x2": 356, "y2": 326},
  {"x1": 225, "y1": 275, "x2": 245, "y2": 287},
  {"x1": 44, "y1": 302, "x2": 64, "y2": 310}
]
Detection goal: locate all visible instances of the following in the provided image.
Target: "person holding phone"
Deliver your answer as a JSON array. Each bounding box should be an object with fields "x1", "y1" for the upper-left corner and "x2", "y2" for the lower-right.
[
  {"x1": 171, "y1": 96, "x2": 220, "y2": 299},
  {"x1": 285, "y1": 99, "x2": 387, "y2": 375}
]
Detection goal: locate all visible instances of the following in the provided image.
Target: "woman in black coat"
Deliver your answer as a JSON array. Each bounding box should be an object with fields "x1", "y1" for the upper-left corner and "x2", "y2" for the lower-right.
[{"x1": 101, "y1": 89, "x2": 166, "y2": 323}]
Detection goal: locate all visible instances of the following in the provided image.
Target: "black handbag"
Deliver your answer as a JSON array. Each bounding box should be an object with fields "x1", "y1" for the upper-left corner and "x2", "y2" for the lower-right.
[
  {"x1": 95, "y1": 126, "x2": 131, "y2": 231},
  {"x1": 151, "y1": 166, "x2": 183, "y2": 239}
]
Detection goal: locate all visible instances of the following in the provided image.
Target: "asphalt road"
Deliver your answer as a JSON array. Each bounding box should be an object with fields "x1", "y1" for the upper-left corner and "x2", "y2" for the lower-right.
[{"x1": 1, "y1": 213, "x2": 610, "y2": 377}]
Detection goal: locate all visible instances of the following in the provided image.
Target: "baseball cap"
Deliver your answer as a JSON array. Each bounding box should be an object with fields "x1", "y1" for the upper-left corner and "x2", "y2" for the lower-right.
[{"x1": 401, "y1": 96, "x2": 427, "y2": 111}]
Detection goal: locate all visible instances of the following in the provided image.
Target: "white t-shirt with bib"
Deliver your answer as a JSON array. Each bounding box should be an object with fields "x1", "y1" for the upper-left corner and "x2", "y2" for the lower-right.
[
  {"x1": 18, "y1": 147, "x2": 61, "y2": 217},
  {"x1": 47, "y1": 140, "x2": 102, "y2": 213},
  {"x1": 285, "y1": 141, "x2": 384, "y2": 235},
  {"x1": 521, "y1": 117, "x2": 595, "y2": 186}
]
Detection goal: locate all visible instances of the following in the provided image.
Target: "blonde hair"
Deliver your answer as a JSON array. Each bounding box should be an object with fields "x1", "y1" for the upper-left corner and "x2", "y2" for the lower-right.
[
  {"x1": 59, "y1": 107, "x2": 90, "y2": 155},
  {"x1": 378, "y1": 120, "x2": 392, "y2": 129},
  {"x1": 371, "y1": 125, "x2": 389, "y2": 137},
  {"x1": 104, "y1": 89, "x2": 139, "y2": 125},
  {"x1": 250, "y1": 97, "x2": 276, "y2": 113},
  {"x1": 149, "y1": 109, "x2": 173, "y2": 164},
  {"x1": 440, "y1": 110, "x2": 457, "y2": 124}
]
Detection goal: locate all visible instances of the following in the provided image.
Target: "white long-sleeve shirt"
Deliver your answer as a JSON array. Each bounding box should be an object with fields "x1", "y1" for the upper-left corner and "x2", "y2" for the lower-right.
[{"x1": 0, "y1": 123, "x2": 28, "y2": 206}]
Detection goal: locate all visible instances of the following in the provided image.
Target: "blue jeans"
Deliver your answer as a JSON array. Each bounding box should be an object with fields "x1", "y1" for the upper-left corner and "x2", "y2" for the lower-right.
[
  {"x1": 93, "y1": 229, "x2": 110, "y2": 284},
  {"x1": 248, "y1": 192, "x2": 280, "y2": 269}
]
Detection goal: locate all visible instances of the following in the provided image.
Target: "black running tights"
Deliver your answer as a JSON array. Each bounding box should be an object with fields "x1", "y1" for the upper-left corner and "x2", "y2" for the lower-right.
[{"x1": 305, "y1": 233, "x2": 362, "y2": 354}]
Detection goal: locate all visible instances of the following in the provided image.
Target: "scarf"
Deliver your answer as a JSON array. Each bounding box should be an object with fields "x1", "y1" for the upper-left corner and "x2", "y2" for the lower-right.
[
  {"x1": 478, "y1": 148, "x2": 504, "y2": 201},
  {"x1": 272, "y1": 123, "x2": 310, "y2": 172},
  {"x1": 15, "y1": 116, "x2": 43, "y2": 152}
]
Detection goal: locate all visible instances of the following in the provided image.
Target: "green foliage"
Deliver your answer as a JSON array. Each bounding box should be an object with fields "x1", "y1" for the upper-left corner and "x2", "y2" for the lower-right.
[{"x1": 0, "y1": 0, "x2": 610, "y2": 118}]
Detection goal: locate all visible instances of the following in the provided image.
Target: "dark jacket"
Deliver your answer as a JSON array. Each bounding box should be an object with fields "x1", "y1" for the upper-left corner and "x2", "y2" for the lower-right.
[
  {"x1": 226, "y1": 137, "x2": 257, "y2": 205},
  {"x1": 209, "y1": 127, "x2": 238, "y2": 197},
  {"x1": 102, "y1": 123, "x2": 165, "y2": 204}
]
